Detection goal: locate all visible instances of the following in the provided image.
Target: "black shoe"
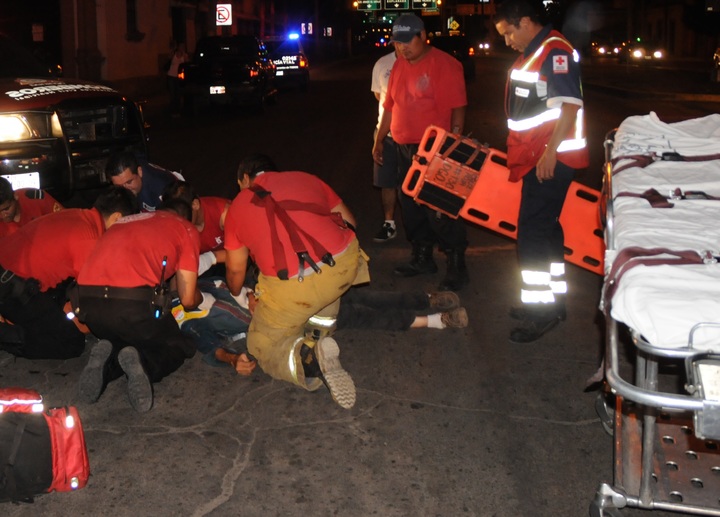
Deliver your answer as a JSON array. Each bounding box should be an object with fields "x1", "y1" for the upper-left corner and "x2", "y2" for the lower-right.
[
  {"x1": 509, "y1": 316, "x2": 562, "y2": 344},
  {"x1": 509, "y1": 305, "x2": 566, "y2": 321},
  {"x1": 78, "y1": 339, "x2": 113, "y2": 403},
  {"x1": 437, "y1": 248, "x2": 469, "y2": 291},
  {"x1": 393, "y1": 243, "x2": 438, "y2": 277},
  {"x1": 373, "y1": 222, "x2": 397, "y2": 243},
  {"x1": 118, "y1": 347, "x2": 153, "y2": 413}
]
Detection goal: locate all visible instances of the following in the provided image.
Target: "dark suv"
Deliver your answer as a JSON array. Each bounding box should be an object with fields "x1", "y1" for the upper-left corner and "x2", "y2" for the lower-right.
[
  {"x1": 264, "y1": 35, "x2": 310, "y2": 91},
  {"x1": 0, "y1": 35, "x2": 147, "y2": 199},
  {"x1": 179, "y1": 35, "x2": 277, "y2": 111},
  {"x1": 429, "y1": 35, "x2": 476, "y2": 80}
]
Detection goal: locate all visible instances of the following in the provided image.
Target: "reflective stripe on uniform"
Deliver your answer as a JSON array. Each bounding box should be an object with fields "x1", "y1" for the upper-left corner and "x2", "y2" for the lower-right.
[{"x1": 521, "y1": 289, "x2": 556, "y2": 304}]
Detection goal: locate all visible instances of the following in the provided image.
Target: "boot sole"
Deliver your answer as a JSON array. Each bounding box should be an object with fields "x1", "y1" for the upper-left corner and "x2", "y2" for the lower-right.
[
  {"x1": 118, "y1": 347, "x2": 153, "y2": 413},
  {"x1": 78, "y1": 339, "x2": 113, "y2": 404},
  {"x1": 315, "y1": 337, "x2": 355, "y2": 409}
]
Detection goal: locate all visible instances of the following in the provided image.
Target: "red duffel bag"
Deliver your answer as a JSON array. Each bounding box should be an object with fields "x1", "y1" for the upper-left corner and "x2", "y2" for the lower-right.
[{"x1": 0, "y1": 387, "x2": 90, "y2": 503}]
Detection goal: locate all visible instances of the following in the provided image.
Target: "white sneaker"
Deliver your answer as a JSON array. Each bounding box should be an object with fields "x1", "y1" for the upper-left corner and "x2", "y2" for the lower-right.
[{"x1": 315, "y1": 337, "x2": 356, "y2": 409}]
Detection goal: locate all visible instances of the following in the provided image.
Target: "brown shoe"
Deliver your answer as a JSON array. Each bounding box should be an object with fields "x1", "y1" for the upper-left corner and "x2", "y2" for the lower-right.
[
  {"x1": 428, "y1": 291, "x2": 460, "y2": 311},
  {"x1": 441, "y1": 307, "x2": 468, "y2": 328}
]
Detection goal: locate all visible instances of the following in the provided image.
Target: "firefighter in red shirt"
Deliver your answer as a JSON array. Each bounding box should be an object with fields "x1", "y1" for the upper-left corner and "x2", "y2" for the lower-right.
[
  {"x1": 162, "y1": 180, "x2": 230, "y2": 276},
  {"x1": 494, "y1": 0, "x2": 589, "y2": 343},
  {"x1": 74, "y1": 201, "x2": 211, "y2": 413},
  {"x1": 0, "y1": 187, "x2": 138, "y2": 359},
  {"x1": 224, "y1": 154, "x2": 366, "y2": 409},
  {"x1": 0, "y1": 177, "x2": 63, "y2": 238}
]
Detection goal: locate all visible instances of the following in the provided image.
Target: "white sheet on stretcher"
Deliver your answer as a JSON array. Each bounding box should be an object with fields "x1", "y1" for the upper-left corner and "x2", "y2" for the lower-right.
[{"x1": 608, "y1": 112, "x2": 720, "y2": 350}]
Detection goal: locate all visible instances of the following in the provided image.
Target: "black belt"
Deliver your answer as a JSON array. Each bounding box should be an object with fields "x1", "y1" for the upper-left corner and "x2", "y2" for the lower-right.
[
  {"x1": 77, "y1": 285, "x2": 154, "y2": 302},
  {"x1": 0, "y1": 265, "x2": 39, "y2": 304}
]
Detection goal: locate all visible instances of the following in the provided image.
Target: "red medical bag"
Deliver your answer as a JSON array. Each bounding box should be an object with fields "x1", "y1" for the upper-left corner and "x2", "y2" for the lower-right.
[
  {"x1": 402, "y1": 126, "x2": 604, "y2": 275},
  {"x1": 0, "y1": 387, "x2": 90, "y2": 502}
]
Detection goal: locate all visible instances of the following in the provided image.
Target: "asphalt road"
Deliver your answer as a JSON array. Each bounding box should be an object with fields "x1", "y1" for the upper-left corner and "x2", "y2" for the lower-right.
[{"x1": 3, "y1": 52, "x2": 718, "y2": 516}]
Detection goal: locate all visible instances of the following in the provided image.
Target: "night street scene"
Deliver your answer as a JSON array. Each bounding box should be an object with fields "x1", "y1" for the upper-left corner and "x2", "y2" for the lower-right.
[{"x1": 1, "y1": 1, "x2": 720, "y2": 516}]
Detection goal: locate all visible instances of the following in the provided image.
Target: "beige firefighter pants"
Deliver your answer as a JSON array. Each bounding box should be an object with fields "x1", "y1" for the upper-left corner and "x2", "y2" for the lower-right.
[{"x1": 247, "y1": 238, "x2": 364, "y2": 390}]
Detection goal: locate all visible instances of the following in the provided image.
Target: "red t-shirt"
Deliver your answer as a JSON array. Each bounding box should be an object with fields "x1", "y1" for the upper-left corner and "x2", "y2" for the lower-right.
[
  {"x1": 383, "y1": 47, "x2": 467, "y2": 145},
  {"x1": 0, "y1": 188, "x2": 62, "y2": 238},
  {"x1": 224, "y1": 172, "x2": 354, "y2": 278},
  {"x1": 198, "y1": 196, "x2": 229, "y2": 253},
  {"x1": 78, "y1": 211, "x2": 200, "y2": 287},
  {"x1": 0, "y1": 208, "x2": 104, "y2": 291}
]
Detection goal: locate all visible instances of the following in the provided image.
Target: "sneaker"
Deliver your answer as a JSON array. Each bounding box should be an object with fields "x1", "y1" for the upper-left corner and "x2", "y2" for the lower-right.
[
  {"x1": 117, "y1": 347, "x2": 153, "y2": 413},
  {"x1": 441, "y1": 307, "x2": 469, "y2": 328},
  {"x1": 428, "y1": 291, "x2": 460, "y2": 311},
  {"x1": 78, "y1": 339, "x2": 113, "y2": 403},
  {"x1": 509, "y1": 316, "x2": 562, "y2": 344},
  {"x1": 373, "y1": 222, "x2": 397, "y2": 243},
  {"x1": 315, "y1": 337, "x2": 355, "y2": 409}
]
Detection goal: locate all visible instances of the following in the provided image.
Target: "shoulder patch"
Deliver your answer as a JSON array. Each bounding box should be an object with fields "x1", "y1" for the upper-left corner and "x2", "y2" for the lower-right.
[{"x1": 552, "y1": 55, "x2": 569, "y2": 74}]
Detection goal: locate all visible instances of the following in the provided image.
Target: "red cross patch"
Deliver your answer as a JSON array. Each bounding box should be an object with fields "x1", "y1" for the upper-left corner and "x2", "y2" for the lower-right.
[{"x1": 552, "y1": 55, "x2": 569, "y2": 73}]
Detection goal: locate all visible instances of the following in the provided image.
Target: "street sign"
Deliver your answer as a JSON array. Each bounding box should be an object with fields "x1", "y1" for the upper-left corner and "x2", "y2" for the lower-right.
[
  {"x1": 216, "y1": 4, "x2": 232, "y2": 26},
  {"x1": 412, "y1": 0, "x2": 437, "y2": 8},
  {"x1": 357, "y1": 0, "x2": 382, "y2": 10},
  {"x1": 385, "y1": 0, "x2": 410, "y2": 9}
]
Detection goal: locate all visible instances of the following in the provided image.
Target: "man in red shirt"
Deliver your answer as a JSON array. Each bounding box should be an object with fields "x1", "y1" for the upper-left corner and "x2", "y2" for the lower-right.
[
  {"x1": 0, "y1": 187, "x2": 138, "y2": 359},
  {"x1": 372, "y1": 13, "x2": 470, "y2": 292},
  {"x1": 74, "y1": 203, "x2": 209, "y2": 412},
  {"x1": 0, "y1": 177, "x2": 63, "y2": 238},
  {"x1": 224, "y1": 154, "x2": 365, "y2": 409},
  {"x1": 162, "y1": 181, "x2": 230, "y2": 276}
]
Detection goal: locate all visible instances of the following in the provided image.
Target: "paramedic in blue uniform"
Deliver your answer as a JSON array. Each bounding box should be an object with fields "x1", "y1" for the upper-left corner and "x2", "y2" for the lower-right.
[
  {"x1": 107, "y1": 151, "x2": 179, "y2": 212},
  {"x1": 494, "y1": 0, "x2": 589, "y2": 343}
]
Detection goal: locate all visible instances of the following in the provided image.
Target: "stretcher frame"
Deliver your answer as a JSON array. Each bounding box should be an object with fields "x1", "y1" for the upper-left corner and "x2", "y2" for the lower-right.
[{"x1": 591, "y1": 133, "x2": 720, "y2": 517}]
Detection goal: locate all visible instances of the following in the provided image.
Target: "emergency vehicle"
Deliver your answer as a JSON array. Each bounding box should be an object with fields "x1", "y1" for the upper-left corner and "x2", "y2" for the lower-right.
[{"x1": 0, "y1": 35, "x2": 147, "y2": 200}]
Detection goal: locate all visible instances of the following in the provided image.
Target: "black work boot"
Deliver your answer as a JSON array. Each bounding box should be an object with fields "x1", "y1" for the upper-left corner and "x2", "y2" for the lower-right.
[
  {"x1": 393, "y1": 242, "x2": 438, "y2": 277},
  {"x1": 438, "y1": 248, "x2": 470, "y2": 291}
]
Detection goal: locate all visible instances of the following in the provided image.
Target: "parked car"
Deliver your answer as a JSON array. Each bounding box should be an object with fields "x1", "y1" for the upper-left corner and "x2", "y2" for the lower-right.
[
  {"x1": 263, "y1": 34, "x2": 310, "y2": 91},
  {"x1": 429, "y1": 35, "x2": 476, "y2": 80},
  {"x1": 178, "y1": 35, "x2": 277, "y2": 112},
  {"x1": 0, "y1": 34, "x2": 148, "y2": 200}
]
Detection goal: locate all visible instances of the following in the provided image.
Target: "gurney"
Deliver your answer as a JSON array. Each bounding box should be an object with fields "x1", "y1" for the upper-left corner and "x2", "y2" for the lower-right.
[
  {"x1": 591, "y1": 112, "x2": 720, "y2": 516},
  {"x1": 401, "y1": 125, "x2": 605, "y2": 275}
]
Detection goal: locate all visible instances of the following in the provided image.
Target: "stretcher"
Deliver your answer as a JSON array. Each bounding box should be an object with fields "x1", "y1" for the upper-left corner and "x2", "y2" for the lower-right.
[
  {"x1": 591, "y1": 112, "x2": 720, "y2": 517},
  {"x1": 401, "y1": 125, "x2": 605, "y2": 275}
]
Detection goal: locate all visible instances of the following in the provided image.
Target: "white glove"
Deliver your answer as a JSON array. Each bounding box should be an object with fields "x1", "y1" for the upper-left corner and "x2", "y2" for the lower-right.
[
  {"x1": 231, "y1": 286, "x2": 252, "y2": 309},
  {"x1": 198, "y1": 292, "x2": 216, "y2": 311},
  {"x1": 198, "y1": 251, "x2": 217, "y2": 275}
]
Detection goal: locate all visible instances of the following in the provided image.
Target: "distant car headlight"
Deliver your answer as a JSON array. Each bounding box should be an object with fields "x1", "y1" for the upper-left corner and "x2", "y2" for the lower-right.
[
  {"x1": 632, "y1": 49, "x2": 644, "y2": 59},
  {"x1": 0, "y1": 114, "x2": 33, "y2": 141},
  {"x1": 653, "y1": 50, "x2": 663, "y2": 59}
]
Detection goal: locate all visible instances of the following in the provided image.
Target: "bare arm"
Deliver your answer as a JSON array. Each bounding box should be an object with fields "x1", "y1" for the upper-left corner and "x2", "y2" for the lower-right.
[
  {"x1": 176, "y1": 269, "x2": 201, "y2": 309},
  {"x1": 450, "y1": 106, "x2": 466, "y2": 135},
  {"x1": 536, "y1": 103, "x2": 581, "y2": 181},
  {"x1": 372, "y1": 109, "x2": 392, "y2": 165},
  {"x1": 225, "y1": 246, "x2": 249, "y2": 296},
  {"x1": 332, "y1": 202, "x2": 356, "y2": 229}
]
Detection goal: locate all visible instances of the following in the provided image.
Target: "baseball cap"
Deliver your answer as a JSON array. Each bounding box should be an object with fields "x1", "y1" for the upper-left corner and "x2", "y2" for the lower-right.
[{"x1": 392, "y1": 14, "x2": 424, "y2": 43}]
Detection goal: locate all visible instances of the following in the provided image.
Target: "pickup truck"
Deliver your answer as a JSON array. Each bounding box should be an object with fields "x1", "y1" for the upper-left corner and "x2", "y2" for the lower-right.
[
  {"x1": 178, "y1": 35, "x2": 277, "y2": 112},
  {"x1": 0, "y1": 35, "x2": 148, "y2": 200}
]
